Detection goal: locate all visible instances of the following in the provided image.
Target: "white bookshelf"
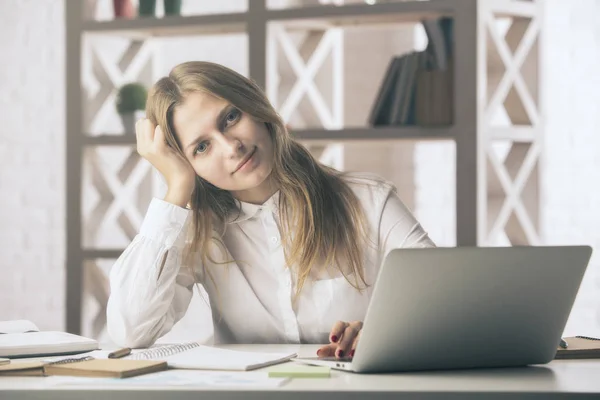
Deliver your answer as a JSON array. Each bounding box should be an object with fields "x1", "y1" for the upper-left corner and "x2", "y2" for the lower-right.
[
  {"x1": 65, "y1": 0, "x2": 543, "y2": 335},
  {"x1": 81, "y1": 1, "x2": 452, "y2": 36}
]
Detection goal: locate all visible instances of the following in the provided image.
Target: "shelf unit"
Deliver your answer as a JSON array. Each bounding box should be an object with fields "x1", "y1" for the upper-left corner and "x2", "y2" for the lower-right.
[
  {"x1": 65, "y1": 0, "x2": 543, "y2": 335},
  {"x1": 82, "y1": 125, "x2": 456, "y2": 145}
]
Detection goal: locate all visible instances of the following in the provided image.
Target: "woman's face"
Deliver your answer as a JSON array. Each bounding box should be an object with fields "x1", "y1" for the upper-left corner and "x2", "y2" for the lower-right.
[{"x1": 172, "y1": 91, "x2": 275, "y2": 203}]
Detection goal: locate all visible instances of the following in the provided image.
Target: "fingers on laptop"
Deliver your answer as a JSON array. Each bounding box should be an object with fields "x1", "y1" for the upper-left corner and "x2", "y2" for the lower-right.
[
  {"x1": 329, "y1": 321, "x2": 349, "y2": 345},
  {"x1": 316, "y1": 321, "x2": 348, "y2": 358},
  {"x1": 337, "y1": 321, "x2": 363, "y2": 358},
  {"x1": 316, "y1": 320, "x2": 363, "y2": 359},
  {"x1": 316, "y1": 343, "x2": 337, "y2": 358}
]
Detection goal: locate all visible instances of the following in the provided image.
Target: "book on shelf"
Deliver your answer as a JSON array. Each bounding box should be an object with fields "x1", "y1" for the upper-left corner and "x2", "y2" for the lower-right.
[
  {"x1": 368, "y1": 17, "x2": 454, "y2": 127},
  {"x1": 422, "y1": 17, "x2": 453, "y2": 71},
  {"x1": 368, "y1": 55, "x2": 404, "y2": 126}
]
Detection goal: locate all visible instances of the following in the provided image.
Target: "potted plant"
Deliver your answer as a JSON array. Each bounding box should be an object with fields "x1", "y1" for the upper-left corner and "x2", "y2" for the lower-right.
[
  {"x1": 138, "y1": 0, "x2": 156, "y2": 17},
  {"x1": 164, "y1": 0, "x2": 182, "y2": 16},
  {"x1": 116, "y1": 83, "x2": 148, "y2": 134},
  {"x1": 138, "y1": 0, "x2": 180, "y2": 17}
]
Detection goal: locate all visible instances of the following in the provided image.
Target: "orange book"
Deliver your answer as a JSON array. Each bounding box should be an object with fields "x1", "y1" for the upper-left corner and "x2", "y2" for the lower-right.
[
  {"x1": 556, "y1": 336, "x2": 600, "y2": 359},
  {"x1": 43, "y1": 359, "x2": 167, "y2": 378},
  {"x1": 0, "y1": 362, "x2": 46, "y2": 377}
]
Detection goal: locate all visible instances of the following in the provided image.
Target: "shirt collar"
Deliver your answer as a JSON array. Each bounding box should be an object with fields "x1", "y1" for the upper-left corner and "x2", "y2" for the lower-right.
[{"x1": 226, "y1": 191, "x2": 280, "y2": 224}]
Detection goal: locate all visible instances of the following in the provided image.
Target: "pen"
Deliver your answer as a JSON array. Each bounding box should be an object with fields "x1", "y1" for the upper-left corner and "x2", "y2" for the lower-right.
[
  {"x1": 108, "y1": 348, "x2": 132, "y2": 359},
  {"x1": 559, "y1": 338, "x2": 568, "y2": 349}
]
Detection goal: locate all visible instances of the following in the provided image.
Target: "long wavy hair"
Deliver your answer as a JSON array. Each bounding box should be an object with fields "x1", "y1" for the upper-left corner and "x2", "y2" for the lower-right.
[{"x1": 145, "y1": 61, "x2": 369, "y2": 295}]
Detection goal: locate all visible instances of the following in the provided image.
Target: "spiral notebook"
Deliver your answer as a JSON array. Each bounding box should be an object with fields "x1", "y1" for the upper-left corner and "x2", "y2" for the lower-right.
[
  {"x1": 125, "y1": 342, "x2": 297, "y2": 371},
  {"x1": 0, "y1": 355, "x2": 94, "y2": 377}
]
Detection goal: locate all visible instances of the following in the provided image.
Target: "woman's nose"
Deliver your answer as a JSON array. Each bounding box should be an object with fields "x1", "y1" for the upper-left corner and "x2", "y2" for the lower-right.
[{"x1": 223, "y1": 136, "x2": 244, "y2": 158}]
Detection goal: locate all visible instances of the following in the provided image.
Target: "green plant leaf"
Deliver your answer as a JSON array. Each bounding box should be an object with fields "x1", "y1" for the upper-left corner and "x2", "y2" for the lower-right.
[{"x1": 116, "y1": 83, "x2": 148, "y2": 114}]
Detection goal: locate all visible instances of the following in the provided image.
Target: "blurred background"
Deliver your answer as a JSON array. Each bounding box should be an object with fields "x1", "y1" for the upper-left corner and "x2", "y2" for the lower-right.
[{"x1": 0, "y1": 0, "x2": 598, "y2": 344}]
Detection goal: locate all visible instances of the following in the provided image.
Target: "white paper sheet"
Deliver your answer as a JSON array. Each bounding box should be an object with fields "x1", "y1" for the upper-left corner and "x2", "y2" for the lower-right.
[
  {"x1": 48, "y1": 369, "x2": 289, "y2": 388},
  {"x1": 0, "y1": 320, "x2": 39, "y2": 334}
]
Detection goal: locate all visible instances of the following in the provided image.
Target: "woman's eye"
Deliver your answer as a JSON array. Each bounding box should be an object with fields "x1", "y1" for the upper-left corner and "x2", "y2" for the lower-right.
[
  {"x1": 194, "y1": 142, "x2": 209, "y2": 155},
  {"x1": 226, "y1": 109, "x2": 240, "y2": 124}
]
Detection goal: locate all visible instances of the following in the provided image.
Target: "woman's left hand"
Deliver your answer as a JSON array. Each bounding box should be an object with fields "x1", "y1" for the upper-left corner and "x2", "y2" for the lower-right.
[{"x1": 316, "y1": 320, "x2": 363, "y2": 359}]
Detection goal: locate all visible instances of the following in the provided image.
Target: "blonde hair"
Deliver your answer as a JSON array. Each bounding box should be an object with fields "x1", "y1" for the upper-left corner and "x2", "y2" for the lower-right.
[{"x1": 145, "y1": 61, "x2": 369, "y2": 294}]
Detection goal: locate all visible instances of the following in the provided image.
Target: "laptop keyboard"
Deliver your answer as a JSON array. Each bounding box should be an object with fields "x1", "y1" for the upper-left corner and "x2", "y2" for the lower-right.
[{"x1": 314, "y1": 356, "x2": 354, "y2": 363}]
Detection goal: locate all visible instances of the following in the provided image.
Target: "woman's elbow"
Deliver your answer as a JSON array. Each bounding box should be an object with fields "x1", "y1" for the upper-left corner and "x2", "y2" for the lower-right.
[{"x1": 106, "y1": 302, "x2": 163, "y2": 348}]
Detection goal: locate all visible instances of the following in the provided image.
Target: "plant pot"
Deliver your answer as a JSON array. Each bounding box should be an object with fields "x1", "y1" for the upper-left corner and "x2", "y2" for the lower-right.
[
  {"x1": 164, "y1": 0, "x2": 182, "y2": 16},
  {"x1": 120, "y1": 110, "x2": 146, "y2": 135},
  {"x1": 113, "y1": 0, "x2": 135, "y2": 18},
  {"x1": 138, "y1": 0, "x2": 156, "y2": 17}
]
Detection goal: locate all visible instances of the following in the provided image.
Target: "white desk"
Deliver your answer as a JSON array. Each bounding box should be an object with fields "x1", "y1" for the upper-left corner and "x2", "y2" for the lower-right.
[{"x1": 1, "y1": 344, "x2": 600, "y2": 399}]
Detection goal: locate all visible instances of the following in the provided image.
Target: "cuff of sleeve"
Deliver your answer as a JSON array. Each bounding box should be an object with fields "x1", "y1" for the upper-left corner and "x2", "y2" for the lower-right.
[{"x1": 139, "y1": 198, "x2": 191, "y2": 249}]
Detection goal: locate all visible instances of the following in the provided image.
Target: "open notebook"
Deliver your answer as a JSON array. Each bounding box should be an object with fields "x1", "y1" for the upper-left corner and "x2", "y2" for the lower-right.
[
  {"x1": 125, "y1": 342, "x2": 297, "y2": 371},
  {"x1": 0, "y1": 320, "x2": 98, "y2": 358}
]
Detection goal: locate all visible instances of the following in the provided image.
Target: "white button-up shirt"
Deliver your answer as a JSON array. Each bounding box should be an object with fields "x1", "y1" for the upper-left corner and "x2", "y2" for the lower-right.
[{"x1": 107, "y1": 174, "x2": 435, "y2": 348}]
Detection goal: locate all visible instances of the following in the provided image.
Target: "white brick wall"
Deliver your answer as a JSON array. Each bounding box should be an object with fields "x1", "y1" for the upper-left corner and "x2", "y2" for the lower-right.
[
  {"x1": 0, "y1": 0, "x2": 65, "y2": 330},
  {"x1": 0, "y1": 0, "x2": 598, "y2": 339},
  {"x1": 542, "y1": 0, "x2": 600, "y2": 337}
]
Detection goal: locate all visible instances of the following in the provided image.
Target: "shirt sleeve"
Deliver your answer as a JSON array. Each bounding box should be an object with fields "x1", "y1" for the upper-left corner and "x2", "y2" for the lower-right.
[
  {"x1": 106, "y1": 198, "x2": 199, "y2": 348},
  {"x1": 378, "y1": 186, "x2": 436, "y2": 259}
]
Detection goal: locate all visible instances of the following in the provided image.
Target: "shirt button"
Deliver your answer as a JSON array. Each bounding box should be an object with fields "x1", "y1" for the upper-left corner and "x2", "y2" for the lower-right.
[{"x1": 271, "y1": 236, "x2": 278, "y2": 244}]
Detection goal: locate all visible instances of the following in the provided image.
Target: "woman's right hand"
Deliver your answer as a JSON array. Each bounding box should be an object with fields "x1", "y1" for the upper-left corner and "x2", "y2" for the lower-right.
[{"x1": 136, "y1": 118, "x2": 196, "y2": 208}]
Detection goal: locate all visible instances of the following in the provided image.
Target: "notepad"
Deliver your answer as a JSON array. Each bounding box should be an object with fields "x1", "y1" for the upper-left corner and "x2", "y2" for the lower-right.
[
  {"x1": 44, "y1": 359, "x2": 167, "y2": 378},
  {"x1": 555, "y1": 336, "x2": 600, "y2": 359},
  {"x1": 126, "y1": 342, "x2": 296, "y2": 371}
]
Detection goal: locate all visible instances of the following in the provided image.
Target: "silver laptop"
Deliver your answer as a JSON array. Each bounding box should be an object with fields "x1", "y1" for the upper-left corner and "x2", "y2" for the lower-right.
[{"x1": 294, "y1": 246, "x2": 592, "y2": 373}]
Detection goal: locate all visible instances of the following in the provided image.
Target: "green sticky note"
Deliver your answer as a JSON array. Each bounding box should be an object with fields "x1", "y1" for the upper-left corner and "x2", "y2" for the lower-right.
[{"x1": 268, "y1": 365, "x2": 330, "y2": 378}]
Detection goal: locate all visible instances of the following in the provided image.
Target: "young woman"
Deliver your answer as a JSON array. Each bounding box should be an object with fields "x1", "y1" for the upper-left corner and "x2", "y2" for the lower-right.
[{"x1": 107, "y1": 61, "x2": 435, "y2": 359}]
